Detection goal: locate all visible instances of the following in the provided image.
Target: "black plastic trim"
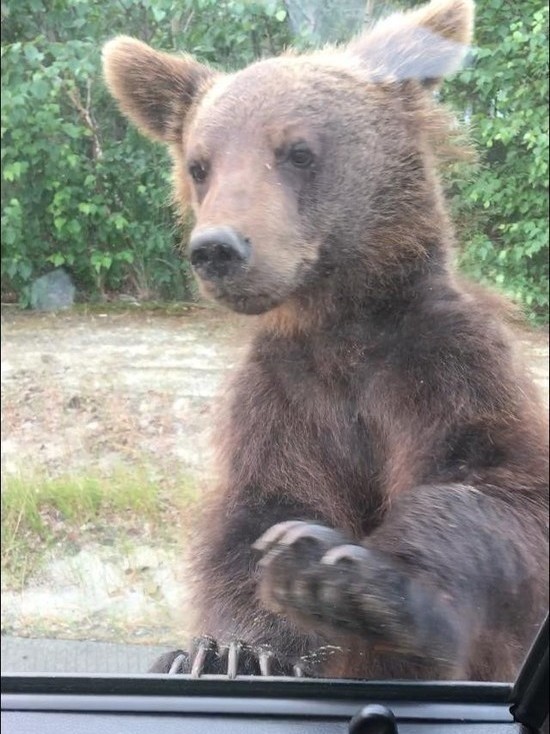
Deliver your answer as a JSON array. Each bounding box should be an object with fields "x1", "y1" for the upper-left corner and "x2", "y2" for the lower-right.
[
  {"x1": 0, "y1": 673, "x2": 513, "y2": 704},
  {"x1": 510, "y1": 614, "x2": 549, "y2": 731}
]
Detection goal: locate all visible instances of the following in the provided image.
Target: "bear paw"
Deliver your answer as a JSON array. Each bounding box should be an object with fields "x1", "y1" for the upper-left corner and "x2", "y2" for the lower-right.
[
  {"x1": 148, "y1": 636, "x2": 304, "y2": 677},
  {"x1": 253, "y1": 521, "x2": 374, "y2": 634}
]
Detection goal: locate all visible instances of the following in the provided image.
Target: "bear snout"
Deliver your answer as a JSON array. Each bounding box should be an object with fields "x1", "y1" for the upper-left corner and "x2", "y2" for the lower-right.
[{"x1": 189, "y1": 226, "x2": 251, "y2": 281}]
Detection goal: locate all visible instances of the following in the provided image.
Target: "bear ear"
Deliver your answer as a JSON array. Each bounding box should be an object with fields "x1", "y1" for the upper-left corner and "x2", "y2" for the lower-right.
[
  {"x1": 102, "y1": 36, "x2": 216, "y2": 144},
  {"x1": 347, "y1": 0, "x2": 474, "y2": 88}
]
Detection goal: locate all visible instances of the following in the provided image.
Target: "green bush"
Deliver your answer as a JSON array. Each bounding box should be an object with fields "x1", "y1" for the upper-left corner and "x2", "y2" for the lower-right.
[{"x1": 443, "y1": 2, "x2": 549, "y2": 322}]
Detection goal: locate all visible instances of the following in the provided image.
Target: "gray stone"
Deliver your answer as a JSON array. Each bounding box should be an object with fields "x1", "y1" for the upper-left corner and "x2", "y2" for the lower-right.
[{"x1": 30, "y1": 268, "x2": 75, "y2": 311}]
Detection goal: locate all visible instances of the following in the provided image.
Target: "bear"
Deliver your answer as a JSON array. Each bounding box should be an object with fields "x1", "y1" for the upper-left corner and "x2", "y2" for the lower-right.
[{"x1": 102, "y1": 0, "x2": 549, "y2": 681}]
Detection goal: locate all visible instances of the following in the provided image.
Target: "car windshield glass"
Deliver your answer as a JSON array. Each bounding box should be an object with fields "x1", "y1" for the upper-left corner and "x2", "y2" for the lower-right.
[{"x1": 1, "y1": 0, "x2": 548, "y2": 684}]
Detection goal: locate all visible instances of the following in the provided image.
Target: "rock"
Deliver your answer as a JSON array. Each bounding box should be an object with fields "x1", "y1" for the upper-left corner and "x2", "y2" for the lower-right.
[
  {"x1": 30, "y1": 269, "x2": 75, "y2": 312},
  {"x1": 66, "y1": 395, "x2": 82, "y2": 410}
]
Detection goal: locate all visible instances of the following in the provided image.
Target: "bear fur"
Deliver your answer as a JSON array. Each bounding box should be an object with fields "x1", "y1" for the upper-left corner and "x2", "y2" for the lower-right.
[{"x1": 103, "y1": 0, "x2": 549, "y2": 680}]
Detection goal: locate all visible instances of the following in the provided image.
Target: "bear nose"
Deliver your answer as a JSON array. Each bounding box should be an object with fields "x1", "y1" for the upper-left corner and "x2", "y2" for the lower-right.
[{"x1": 189, "y1": 226, "x2": 250, "y2": 280}]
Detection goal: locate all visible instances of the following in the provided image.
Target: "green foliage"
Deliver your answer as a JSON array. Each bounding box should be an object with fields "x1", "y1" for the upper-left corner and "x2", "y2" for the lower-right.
[
  {"x1": 1, "y1": 0, "x2": 548, "y2": 320},
  {"x1": 1, "y1": 0, "x2": 291, "y2": 305},
  {"x1": 441, "y1": 2, "x2": 549, "y2": 321}
]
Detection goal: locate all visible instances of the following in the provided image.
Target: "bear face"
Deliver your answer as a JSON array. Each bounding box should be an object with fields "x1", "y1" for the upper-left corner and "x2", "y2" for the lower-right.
[{"x1": 103, "y1": 0, "x2": 473, "y2": 316}]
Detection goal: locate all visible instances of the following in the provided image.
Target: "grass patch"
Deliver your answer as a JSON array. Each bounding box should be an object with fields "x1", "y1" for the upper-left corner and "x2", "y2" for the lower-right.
[{"x1": 1, "y1": 467, "x2": 199, "y2": 587}]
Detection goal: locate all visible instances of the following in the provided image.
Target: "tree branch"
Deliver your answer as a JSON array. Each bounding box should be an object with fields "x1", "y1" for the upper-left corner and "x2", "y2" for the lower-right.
[{"x1": 66, "y1": 79, "x2": 103, "y2": 160}]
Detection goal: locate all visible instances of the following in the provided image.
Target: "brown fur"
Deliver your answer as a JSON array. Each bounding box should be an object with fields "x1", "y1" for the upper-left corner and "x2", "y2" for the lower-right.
[{"x1": 103, "y1": 0, "x2": 548, "y2": 681}]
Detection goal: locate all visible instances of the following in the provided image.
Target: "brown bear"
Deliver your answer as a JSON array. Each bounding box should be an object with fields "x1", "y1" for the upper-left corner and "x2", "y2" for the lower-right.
[{"x1": 102, "y1": 0, "x2": 549, "y2": 681}]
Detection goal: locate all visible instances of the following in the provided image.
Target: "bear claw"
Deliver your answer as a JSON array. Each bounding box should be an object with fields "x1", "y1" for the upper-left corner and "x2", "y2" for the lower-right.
[
  {"x1": 321, "y1": 543, "x2": 371, "y2": 566},
  {"x1": 252, "y1": 520, "x2": 310, "y2": 553},
  {"x1": 254, "y1": 521, "x2": 349, "y2": 567}
]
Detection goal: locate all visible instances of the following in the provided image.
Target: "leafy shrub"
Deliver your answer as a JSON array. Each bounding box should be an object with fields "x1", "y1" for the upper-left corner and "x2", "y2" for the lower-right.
[{"x1": 443, "y1": 2, "x2": 549, "y2": 322}]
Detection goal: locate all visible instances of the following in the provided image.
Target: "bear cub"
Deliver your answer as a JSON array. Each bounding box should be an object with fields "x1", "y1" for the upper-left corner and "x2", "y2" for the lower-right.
[{"x1": 103, "y1": 0, "x2": 549, "y2": 680}]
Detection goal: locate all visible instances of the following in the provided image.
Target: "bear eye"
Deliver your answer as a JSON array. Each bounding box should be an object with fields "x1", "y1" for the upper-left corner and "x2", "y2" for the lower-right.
[
  {"x1": 288, "y1": 143, "x2": 314, "y2": 169},
  {"x1": 188, "y1": 161, "x2": 209, "y2": 184}
]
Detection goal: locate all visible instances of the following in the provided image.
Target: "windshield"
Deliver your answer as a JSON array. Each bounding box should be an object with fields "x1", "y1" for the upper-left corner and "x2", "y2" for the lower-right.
[{"x1": 1, "y1": 0, "x2": 548, "y2": 683}]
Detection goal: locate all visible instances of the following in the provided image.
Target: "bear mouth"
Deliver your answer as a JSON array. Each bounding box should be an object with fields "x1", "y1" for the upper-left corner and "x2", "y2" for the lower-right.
[
  {"x1": 194, "y1": 273, "x2": 287, "y2": 315},
  {"x1": 198, "y1": 277, "x2": 283, "y2": 316},
  {"x1": 192, "y1": 259, "x2": 321, "y2": 315},
  {"x1": 217, "y1": 292, "x2": 281, "y2": 315}
]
